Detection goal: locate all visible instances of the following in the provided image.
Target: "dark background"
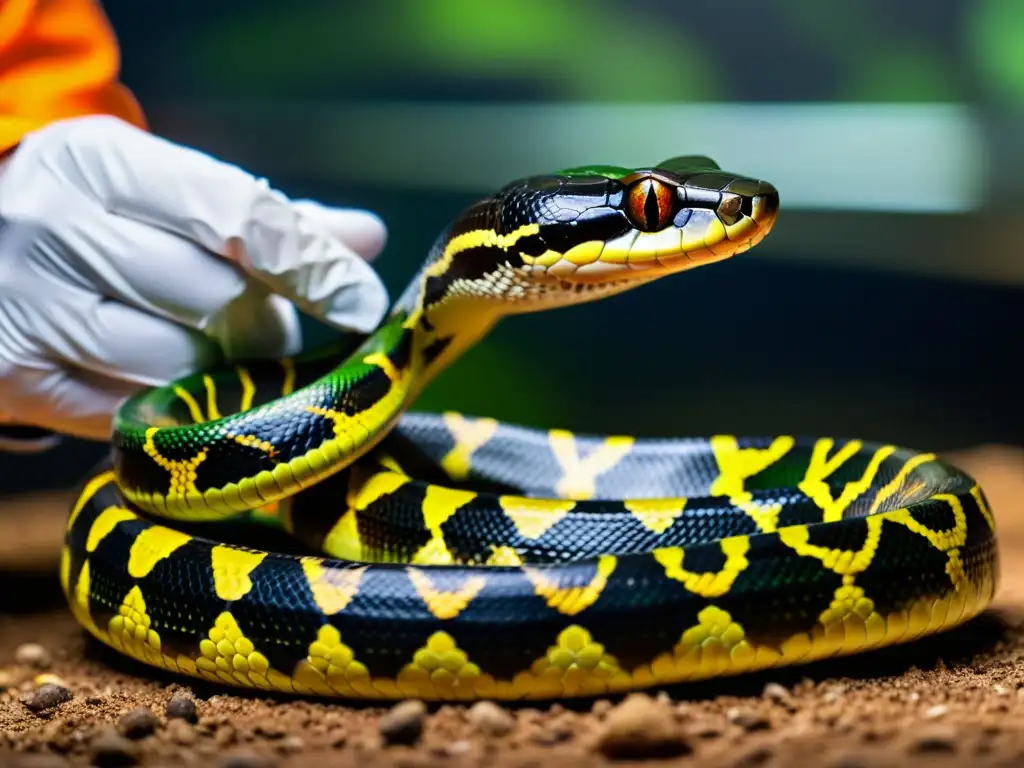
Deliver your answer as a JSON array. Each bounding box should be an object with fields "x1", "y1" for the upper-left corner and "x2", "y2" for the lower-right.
[{"x1": 4, "y1": 0, "x2": 1023, "y2": 493}]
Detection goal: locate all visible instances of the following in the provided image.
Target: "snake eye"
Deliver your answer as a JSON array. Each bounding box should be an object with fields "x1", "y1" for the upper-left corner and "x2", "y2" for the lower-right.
[{"x1": 625, "y1": 177, "x2": 675, "y2": 232}]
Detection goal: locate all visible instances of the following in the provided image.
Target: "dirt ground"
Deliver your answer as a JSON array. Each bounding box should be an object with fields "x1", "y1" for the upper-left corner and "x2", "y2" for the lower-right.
[{"x1": 2, "y1": 445, "x2": 1023, "y2": 768}]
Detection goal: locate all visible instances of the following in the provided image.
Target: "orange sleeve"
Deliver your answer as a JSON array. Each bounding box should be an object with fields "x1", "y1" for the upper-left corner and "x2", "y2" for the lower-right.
[{"x1": 0, "y1": 0, "x2": 146, "y2": 154}]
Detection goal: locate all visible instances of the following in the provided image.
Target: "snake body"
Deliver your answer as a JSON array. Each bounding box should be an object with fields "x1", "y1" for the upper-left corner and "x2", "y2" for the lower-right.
[{"x1": 62, "y1": 157, "x2": 999, "y2": 701}]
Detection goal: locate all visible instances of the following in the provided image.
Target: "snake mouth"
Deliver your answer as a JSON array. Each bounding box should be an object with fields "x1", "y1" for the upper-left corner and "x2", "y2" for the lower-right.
[{"x1": 523, "y1": 174, "x2": 779, "y2": 285}]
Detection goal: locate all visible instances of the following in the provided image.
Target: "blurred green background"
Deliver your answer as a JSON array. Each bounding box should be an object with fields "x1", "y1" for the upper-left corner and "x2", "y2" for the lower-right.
[{"x1": 9, "y1": 0, "x2": 1024, "y2": 491}]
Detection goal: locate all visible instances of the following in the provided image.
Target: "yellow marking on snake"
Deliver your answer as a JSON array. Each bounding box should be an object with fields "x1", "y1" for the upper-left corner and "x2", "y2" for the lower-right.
[
  {"x1": 126, "y1": 527, "x2": 193, "y2": 578},
  {"x1": 515, "y1": 625, "x2": 625, "y2": 699},
  {"x1": 778, "y1": 493, "x2": 970, "y2": 654},
  {"x1": 321, "y1": 464, "x2": 410, "y2": 561},
  {"x1": 623, "y1": 498, "x2": 687, "y2": 533},
  {"x1": 709, "y1": 435, "x2": 794, "y2": 531},
  {"x1": 128, "y1": 358, "x2": 414, "y2": 521},
  {"x1": 322, "y1": 510, "x2": 362, "y2": 561},
  {"x1": 202, "y1": 375, "x2": 221, "y2": 420},
  {"x1": 226, "y1": 434, "x2": 278, "y2": 457},
  {"x1": 549, "y1": 431, "x2": 634, "y2": 499},
  {"x1": 173, "y1": 386, "x2": 206, "y2": 424},
  {"x1": 108, "y1": 586, "x2": 164, "y2": 666},
  {"x1": 407, "y1": 568, "x2": 487, "y2": 620},
  {"x1": 100, "y1": 604, "x2": 292, "y2": 693},
  {"x1": 403, "y1": 223, "x2": 541, "y2": 329},
  {"x1": 411, "y1": 485, "x2": 478, "y2": 565},
  {"x1": 485, "y1": 545, "x2": 524, "y2": 566},
  {"x1": 58, "y1": 548, "x2": 71, "y2": 597},
  {"x1": 67, "y1": 470, "x2": 116, "y2": 532},
  {"x1": 67, "y1": 561, "x2": 100, "y2": 637},
  {"x1": 209, "y1": 546, "x2": 266, "y2": 601},
  {"x1": 523, "y1": 555, "x2": 616, "y2": 615},
  {"x1": 237, "y1": 367, "x2": 256, "y2": 411},
  {"x1": 300, "y1": 559, "x2": 367, "y2": 615},
  {"x1": 799, "y1": 439, "x2": 895, "y2": 521},
  {"x1": 972, "y1": 485, "x2": 996, "y2": 531},
  {"x1": 524, "y1": 232, "x2": 681, "y2": 273},
  {"x1": 141, "y1": 428, "x2": 207, "y2": 498},
  {"x1": 651, "y1": 605, "x2": 760, "y2": 682},
  {"x1": 778, "y1": 517, "x2": 885, "y2": 575},
  {"x1": 194, "y1": 612, "x2": 292, "y2": 690},
  {"x1": 440, "y1": 412, "x2": 499, "y2": 480},
  {"x1": 281, "y1": 358, "x2": 297, "y2": 395},
  {"x1": 654, "y1": 537, "x2": 751, "y2": 597},
  {"x1": 868, "y1": 452, "x2": 938, "y2": 514},
  {"x1": 499, "y1": 497, "x2": 576, "y2": 539},
  {"x1": 363, "y1": 353, "x2": 399, "y2": 381},
  {"x1": 292, "y1": 624, "x2": 378, "y2": 698},
  {"x1": 396, "y1": 631, "x2": 484, "y2": 700},
  {"x1": 86, "y1": 506, "x2": 137, "y2": 552},
  {"x1": 886, "y1": 494, "x2": 968, "y2": 586}
]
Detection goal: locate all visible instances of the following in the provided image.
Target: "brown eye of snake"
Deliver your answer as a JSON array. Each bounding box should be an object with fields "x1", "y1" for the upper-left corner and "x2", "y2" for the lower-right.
[{"x1": 625, "y1": 177, "x2": 675, "y2": 232}]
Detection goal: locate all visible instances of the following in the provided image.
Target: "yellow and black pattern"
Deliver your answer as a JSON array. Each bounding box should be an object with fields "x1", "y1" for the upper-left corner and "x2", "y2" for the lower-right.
[
  {"x1": 62, "y1": 430, "x2": 997, "y2": 701},
  {"x1": 62, "y1": 157, "x2": 1000, "y2": 701}
]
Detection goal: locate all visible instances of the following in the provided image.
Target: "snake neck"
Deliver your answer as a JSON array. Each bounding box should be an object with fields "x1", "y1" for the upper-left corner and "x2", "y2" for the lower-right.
[
  {"x1": 385, "y1": 199, "x2": 509, "y2": 403},
  {"x1": 387, "y1": 296, "x2": 501, "y2": 406}
]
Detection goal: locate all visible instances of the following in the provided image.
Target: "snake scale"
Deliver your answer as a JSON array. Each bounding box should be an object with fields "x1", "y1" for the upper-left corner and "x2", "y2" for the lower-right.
[{"x1": 61, "y1": 156, "x2": 999, "y2": 701}]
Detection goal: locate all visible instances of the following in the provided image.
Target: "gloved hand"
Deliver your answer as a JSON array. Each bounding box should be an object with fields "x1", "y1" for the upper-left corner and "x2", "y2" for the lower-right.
[{"x1": 0, "y1": 115, "x2": 389, "y2": 444}]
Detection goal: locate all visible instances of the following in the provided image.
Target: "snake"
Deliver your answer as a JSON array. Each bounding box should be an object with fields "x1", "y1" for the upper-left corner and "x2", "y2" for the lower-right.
[{"x1": 60, "y1": 156, "x2": 999, "y2": 702}]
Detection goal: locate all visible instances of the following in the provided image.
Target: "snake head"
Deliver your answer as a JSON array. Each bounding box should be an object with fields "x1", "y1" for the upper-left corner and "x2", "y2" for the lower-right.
[
  {"x1": 401, "y1": 157, "x2": 780, "y2": 321},
  {"x1": 501, "y1": 155, "x2": 779, "y2": 291}
]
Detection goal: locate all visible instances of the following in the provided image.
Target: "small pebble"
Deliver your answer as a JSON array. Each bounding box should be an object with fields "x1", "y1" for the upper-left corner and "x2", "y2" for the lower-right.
[
  {"x1": 220, "y1": 752, "x2": 277, "y2": 768},
  {"x1": 21, "y1": 683, "x2": 72, "y2": 713},
  {"x1": 117, "y1": 707, "x2": 159, "y2": 739},
  {"x1": 763, "y1": 682, "x2": 794, "y2": 705},
  {"x1": 15, "y1": 642, "x2": 52, "y2": 669},
  {"x1": 5, "y1": 754, "x2": 72, "y2": 768},
  {"x1": 690, "y1": 720, "x2": 724, "y2": 739},
  {"x1": 275, "y1": 735, "x2": 304, "y2": 754},
  {"x1": 0, "y1": 669, "x2": 12, "y2": 691},
  {"x1": 591, "y1": 699, "x2": 613, "y2": 717},
  {"x1": 379, "y1": 699, "x2": 427, "y2": 746},
  {"x1": 167, "y1": 718, "x2": 197, "y2": 745},
  {"x1": 255, "y1": 721, "x2": 286, "y2": 739},
  {"x1": 90, "y1": 727, "x2": 139, "y2": 767},
  {"x1": 531, "y1": 725, "x2": 573, "y2": 745},
  {"x1": 594, "y1": 692, "x2": 691, "y2": 760},
  {"x1": 908, "y1": 724, "x2": 959, "y2": 753},
  {"x1": 330, "y1": 731, "x2": 348, "y2": 748},
  {"x1": 215, "y1": 724, "x2": 238, "y2": 747},
  {"x1": 737, "y1": 746, "x2": 774, "y2": 766},
  {"x1": 924, "y1": 704, "x2": 949, "y2": 719},
  {"x1": 166, "y1": 695, "x2": 199, "y2": 723},
  {"x1": 727, "y1": 707, "x2": 771, "y2": 732},
  {"x1": 446, "y1": 740, "x2": 472, "y2": 756},
  {"x1": 467, "y1": 700, "x2": 515, "y2": 737}
]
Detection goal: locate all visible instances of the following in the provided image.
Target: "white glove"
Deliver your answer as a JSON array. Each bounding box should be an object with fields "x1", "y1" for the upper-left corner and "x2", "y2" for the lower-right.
[{"x1": 0, "y1": 115, "x2": 390, "y2": 443}]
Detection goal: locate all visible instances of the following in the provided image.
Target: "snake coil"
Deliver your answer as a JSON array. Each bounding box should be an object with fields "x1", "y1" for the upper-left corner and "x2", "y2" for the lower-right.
[{"x1": 61, "y1": 157, "x2": 998, "y2": 701}]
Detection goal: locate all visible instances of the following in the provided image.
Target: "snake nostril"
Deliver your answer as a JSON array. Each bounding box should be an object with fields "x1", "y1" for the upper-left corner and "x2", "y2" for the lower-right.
[{"x1": 718, "y1": 193, "x2": 743, "y2": 225}]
